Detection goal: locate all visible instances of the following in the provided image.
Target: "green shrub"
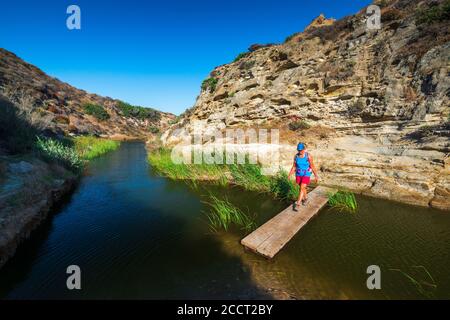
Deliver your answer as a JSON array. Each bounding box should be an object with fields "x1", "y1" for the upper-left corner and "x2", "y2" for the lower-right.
[
  {"x1": 416, "y1": 0, "x2": 450, "y2": 25},
  {"x1": 289, "y1": 120, "x2": 311, "y2": 131},
  {"x1": 83, "y1": 103, "x2": 110, "y2": 121},
  {"x1": 36, "y1": 136, "x2": 83, "y2": 171},
  {"x1": 149, "y1": 126, "x2": 160, "y2": 134},
  {"x1": 201, "y1": 78, "x2": 219, "y2": 92},
  {"x1": 116, "y1": 100, "x2": 161, "y2": 121},
  {"x1": 328, "y1": 191, "x2": 357, "y2": 213}
]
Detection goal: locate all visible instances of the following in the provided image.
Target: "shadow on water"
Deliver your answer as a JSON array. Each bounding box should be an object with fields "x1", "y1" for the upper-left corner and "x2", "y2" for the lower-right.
[{"x1": 0, "y1": 190, "x2": 76, "y2": 297}]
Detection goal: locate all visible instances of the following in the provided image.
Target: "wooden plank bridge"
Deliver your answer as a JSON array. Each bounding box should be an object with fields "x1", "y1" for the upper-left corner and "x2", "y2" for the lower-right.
[{"x1": 241, "y1": 186, "x2": 336, "y2": 259}]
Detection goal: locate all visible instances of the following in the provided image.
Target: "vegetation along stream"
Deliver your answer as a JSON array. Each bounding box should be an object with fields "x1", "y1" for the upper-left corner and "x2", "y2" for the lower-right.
[{"x1": 0, "y1": 142, "x2": 449, "y2": 299}]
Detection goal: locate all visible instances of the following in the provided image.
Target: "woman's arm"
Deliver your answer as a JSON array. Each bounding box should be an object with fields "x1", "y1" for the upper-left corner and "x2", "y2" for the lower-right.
[
  {"x1": 287, "y1": 159, "x2": 296, "y2": 180},
  {"x1": 308, "y1": 154, "x2": 319, "y2": 183}
]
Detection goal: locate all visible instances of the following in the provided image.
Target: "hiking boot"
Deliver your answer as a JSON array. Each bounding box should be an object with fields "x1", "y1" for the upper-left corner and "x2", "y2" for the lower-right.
[
  {"x1": 302, "y1": 198, "x2": 308, "y2": 206},
  {"x1": 292, "y1": 202, "x2": 298, "y2": 212}
]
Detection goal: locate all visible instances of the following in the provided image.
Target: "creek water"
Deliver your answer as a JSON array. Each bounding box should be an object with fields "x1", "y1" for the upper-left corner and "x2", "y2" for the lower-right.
[{"x1": 0, "y1": 141, "x2": 449, "y2": 299}]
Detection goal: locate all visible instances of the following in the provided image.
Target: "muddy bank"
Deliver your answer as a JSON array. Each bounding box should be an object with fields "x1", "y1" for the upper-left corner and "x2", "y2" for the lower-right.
[{"x1": 0, "y1": 156, "x2": 78, "y2": 268}]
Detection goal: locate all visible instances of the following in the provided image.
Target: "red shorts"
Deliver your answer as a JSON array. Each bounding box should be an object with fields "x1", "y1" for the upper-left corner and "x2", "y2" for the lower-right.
[{"x1": 296, "y1": 175, "x2": 311, "y2": 185}]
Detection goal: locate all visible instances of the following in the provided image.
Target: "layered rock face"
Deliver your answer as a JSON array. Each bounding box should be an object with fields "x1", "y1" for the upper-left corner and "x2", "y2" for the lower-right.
[
  {"x1": 162, "y1": 0, "x2": 450, "y2": 209},
  {"x1": 0, "y1": 48, "x2": 174, "y2": 139}
]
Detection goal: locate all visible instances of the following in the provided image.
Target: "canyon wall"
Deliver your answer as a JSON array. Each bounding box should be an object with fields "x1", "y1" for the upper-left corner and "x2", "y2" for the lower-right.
[{"x1": 162, "y1": 0, "x2": 449, "y2": 209}]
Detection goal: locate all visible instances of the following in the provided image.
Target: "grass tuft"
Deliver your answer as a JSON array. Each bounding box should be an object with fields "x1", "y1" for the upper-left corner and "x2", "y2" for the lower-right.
[
  {"x1": 328, "y1": 190, "x2": 357, "y2": 213},
  {"x1": 73, "y1": 136, "x2": 120, "y2": 160},
  {"x1": 36, "y1": 136, "x2": 83, "y2": 171},
  {"x1": 205, "y1": 195, "x2": 256, "y2": 233}
]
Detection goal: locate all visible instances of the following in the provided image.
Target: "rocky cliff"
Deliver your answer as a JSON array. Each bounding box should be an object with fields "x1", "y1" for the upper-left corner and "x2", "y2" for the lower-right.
[
  {"x1": 162, "y1": 0, "x2": 450, "y2": 209},
  {"x1": 0, "y1": 48, "x2": 174, "y2": 140}
]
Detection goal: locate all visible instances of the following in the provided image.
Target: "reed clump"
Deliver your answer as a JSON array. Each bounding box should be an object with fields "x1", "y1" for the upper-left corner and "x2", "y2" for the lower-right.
[
  {"x1": 327, "y1": 190, "x2": 357, "y2": 213},
  {"x1": 205, "y1": 195, "x2": 256, "y2": 233},
  {"x1": 73, "y1": 136, "x2": 120, "y2": 160},
  {"x1": 148, "y1": 148, "x2": 300, "y2": 201}
]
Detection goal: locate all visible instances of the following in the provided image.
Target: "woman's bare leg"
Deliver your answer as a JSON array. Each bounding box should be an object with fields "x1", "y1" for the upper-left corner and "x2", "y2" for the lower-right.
[
  {"x1": 297, "y1": 188, "x2": 303, "y2": 205},
  {"x1": 297, "y1": 184, "x2": 306, "y2": 205},
  {"x1": 300, "y1": 184, "x2": 307, "y2": 204}
]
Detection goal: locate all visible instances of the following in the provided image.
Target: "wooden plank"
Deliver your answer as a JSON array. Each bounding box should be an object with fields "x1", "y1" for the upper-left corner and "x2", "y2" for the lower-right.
[{"x1": 241, "y1": 186, "x2": 336, "y2": 258}]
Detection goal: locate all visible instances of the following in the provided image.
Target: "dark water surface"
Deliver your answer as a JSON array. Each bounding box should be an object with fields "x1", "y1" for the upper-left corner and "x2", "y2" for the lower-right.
[{"x1": 1, "y1": 142, "x2": 449, "y2": 299}]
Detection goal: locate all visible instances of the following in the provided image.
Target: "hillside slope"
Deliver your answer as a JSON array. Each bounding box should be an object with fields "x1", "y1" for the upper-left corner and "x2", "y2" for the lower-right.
[
  {"x1": 0, "y1": 48, "x2": 174, "y2": 141},
  {"x1": 162, "y1": 0, "x2": 450, "y2": 209}
]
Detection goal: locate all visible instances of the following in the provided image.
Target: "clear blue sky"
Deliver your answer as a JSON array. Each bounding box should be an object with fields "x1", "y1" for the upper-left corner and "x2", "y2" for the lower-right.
[{"x1": 0, "y1": 0, "x2": 371, "y2": 115}]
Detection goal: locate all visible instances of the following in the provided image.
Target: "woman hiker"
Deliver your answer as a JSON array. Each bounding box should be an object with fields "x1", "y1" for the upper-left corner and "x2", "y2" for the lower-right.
[{"x1": 288, "y1": 143, "x2": 319, "y2": 211}]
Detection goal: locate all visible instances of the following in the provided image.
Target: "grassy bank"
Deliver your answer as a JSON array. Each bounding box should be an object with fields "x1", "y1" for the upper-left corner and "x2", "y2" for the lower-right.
[
  {"x1": 148, "y1": 148, "x2": 299, "y2": 201},
  {"x1": 149, "y1": 148, "x2": 358, "y2": 232},
  {"x1": 36, "y1": 136, "x2": 120, "y2": 172},
  {"x1": 73, "y1": 136, "x2": 120, "y2": 160}
]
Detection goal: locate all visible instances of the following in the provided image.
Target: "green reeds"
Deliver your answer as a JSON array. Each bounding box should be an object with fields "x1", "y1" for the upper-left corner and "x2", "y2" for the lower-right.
[
  {"x1": 390, "y1": 266, "x2": 437, "y2": 299},
  {"x1": 148, "y1": 148, "x2": 225, "y2": 180},
  {"x1": 228, "y1": 163, "x2": 271, "y2": 192},
  {"x1": 328, "y1": 190, "x2": 357, "y2": 213},
  {"x1": 205, "y1": 195, "x2": 256, "y2": 233},
  {"x1": 148, "y1": 148, "x2": 306, "y2": 202},
  {"x1": 269, "y1": 170, "x2": 299, "y2": 201},
  {"x1": 73, "y1": 136, "x2": 120, "y2": 160},
  {"x1": 36, "y1": 136, "x2": 83, "y2": 171}
]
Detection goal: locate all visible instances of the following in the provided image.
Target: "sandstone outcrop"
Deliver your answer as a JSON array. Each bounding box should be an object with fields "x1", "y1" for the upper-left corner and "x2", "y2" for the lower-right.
[{"x1": 162, "y1": 0, "x2": 450, "y2": 209}]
